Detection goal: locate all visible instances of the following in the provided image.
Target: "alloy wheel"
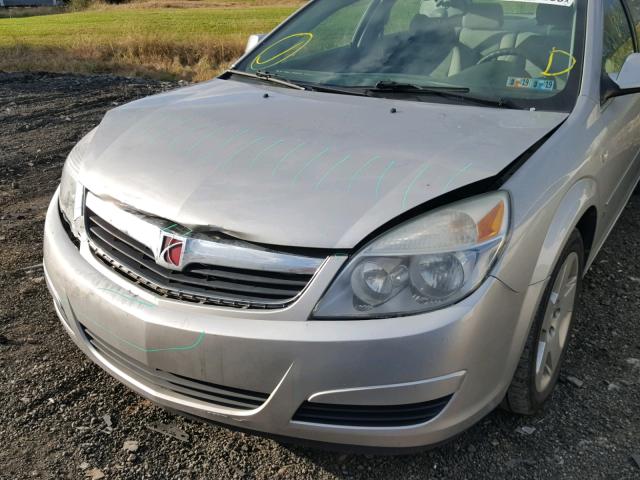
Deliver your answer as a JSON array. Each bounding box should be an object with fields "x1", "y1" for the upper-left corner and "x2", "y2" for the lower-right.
[{"x1": 534, "y1": 252, "x2": 580, "y2": 393}]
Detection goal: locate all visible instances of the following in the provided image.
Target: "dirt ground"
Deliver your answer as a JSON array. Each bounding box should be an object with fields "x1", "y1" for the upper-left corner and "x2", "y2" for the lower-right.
[{"x1": 0, "y1": 72, "x2": 639, "y2": 479}]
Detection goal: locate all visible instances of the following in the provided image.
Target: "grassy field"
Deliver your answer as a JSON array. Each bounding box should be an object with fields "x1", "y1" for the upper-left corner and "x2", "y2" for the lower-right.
[
  {"x1": 0, "y1": 1, "x2": 302, "y2": 81},
  {"x1": 0, "y1": 0, "x2": 536, "y2": 82}
]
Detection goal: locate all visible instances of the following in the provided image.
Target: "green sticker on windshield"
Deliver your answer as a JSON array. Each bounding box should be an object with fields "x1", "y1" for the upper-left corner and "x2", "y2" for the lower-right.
[{"x1": 506, "y1": 77, "x2": 555, "y2": 91}]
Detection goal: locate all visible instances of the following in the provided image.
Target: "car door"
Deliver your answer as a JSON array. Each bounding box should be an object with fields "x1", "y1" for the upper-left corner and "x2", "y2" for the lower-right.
[{"x1": 596, "y1": 0, "x2": 640, "y2": 231}]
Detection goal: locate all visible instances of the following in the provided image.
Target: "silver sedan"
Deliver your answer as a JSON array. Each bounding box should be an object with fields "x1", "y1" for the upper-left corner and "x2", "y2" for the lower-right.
[{"x1": 44, "y1": 0, "x2": 640, "y2": 450}]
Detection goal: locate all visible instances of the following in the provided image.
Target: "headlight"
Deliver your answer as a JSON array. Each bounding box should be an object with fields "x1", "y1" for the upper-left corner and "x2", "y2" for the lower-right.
[
  {"x1": 58, "y1": 160, "x2": 84, "y2": 239},
  {"x1": 312, "y1": 191, "x2": 510, "y2": 319},
  {"x1": 58, "y1": 128, "x2": 95, "y2": 239}
]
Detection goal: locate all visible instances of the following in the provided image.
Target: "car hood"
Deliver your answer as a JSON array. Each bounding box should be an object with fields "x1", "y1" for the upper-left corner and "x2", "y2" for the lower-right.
[{"x1": 79, "y1": 79, "x2": 566, "y2": 249}]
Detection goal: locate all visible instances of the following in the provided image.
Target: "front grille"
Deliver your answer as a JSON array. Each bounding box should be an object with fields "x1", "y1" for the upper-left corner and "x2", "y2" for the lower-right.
[
  {"x1": 85, "y1": 208, "x2": 314, "y2": 309},
  {"x1": 82, "y1": 323, "x2": 270, "y2": 410},
  {"x1": 292, "y1": 396, "x2": 452, "y2": 427}
]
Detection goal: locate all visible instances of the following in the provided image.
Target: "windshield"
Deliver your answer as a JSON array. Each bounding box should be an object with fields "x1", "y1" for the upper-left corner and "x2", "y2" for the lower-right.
[{"x1": 233, "y1": 0, "x2": 586, "y2": 111}]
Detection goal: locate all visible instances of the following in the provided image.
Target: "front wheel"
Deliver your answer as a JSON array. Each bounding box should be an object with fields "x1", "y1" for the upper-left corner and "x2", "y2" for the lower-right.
[{"x1": 503, "y1": 230, "x2": 584, "y2": 415}]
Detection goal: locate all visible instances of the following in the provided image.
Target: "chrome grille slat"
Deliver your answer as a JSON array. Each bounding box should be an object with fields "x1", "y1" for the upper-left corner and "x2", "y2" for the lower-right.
[
  {"x1": 89, "y1": 213, "x2": 153, "y2": 257},
  {"x1": 85, "y1": 207, "x2": 317, "y2": 309},
  {"x1": 83, "y1": 324, "x2": 269, "y2": 410},
  {"x1": 187, "y1": 265, "x2": 309, "y2": 288}
]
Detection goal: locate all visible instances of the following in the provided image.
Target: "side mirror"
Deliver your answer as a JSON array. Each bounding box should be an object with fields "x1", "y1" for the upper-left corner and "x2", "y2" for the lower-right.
[
  {"x1": 602, "y1": 53, "x2": 640, "y2": 102},
  {"x1": 245, "y1": 34, "x2": 267, "y2": 54}
]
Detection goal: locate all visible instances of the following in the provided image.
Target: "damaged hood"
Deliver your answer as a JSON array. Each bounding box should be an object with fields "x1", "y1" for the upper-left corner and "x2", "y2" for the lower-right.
[{"x1": 79, "y1": 79, "x2": 566, "y2": 249}]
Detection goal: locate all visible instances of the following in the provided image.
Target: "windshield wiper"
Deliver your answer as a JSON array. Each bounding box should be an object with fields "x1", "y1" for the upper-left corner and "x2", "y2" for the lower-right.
[
  {"x1": 224, "y1": 72, "x2": 522, "y2": 108},
  {"x1": 368, "y1": 81, "x2": 521, "y2": 109},
  {"x1": 224, "y1": 69, "x2": 307, "y2": 91},
  {"x1": 304, "y1": 83, "x2": 368, "y2": 97},
  {"x1": 368, "y1": 80, "x2": 471, "y2": 94}
]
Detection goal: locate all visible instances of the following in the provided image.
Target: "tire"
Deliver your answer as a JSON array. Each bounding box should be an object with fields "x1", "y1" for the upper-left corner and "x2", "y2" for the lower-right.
[{"x1": 502, "y1": 229, "x2": 584, "y2": 415}]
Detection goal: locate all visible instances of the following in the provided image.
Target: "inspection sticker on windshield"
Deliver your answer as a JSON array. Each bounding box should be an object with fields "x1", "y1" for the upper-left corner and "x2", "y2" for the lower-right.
[
  {"x1": 507, "y1": 77, "x2": 555, "y2": 91},
  {"x1": 504, "y1": 0, "x2": 573, "y2": 6}
]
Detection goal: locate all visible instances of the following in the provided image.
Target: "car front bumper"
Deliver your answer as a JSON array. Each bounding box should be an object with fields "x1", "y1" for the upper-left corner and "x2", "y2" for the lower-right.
[{"x1": 44, "y1": 190, "x2": 544, "y2": 449}]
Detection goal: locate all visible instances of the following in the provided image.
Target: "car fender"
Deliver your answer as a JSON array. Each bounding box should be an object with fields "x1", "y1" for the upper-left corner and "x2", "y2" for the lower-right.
[
  {"x1": 491, "y1": 178, "x2": 598, "y2": 396},
  {"x1": 493, "y1": 176, "x2": 598, "y2": 294},
  {"x1": 528, "y1": 177, "x2": 598, "y2": 285}
]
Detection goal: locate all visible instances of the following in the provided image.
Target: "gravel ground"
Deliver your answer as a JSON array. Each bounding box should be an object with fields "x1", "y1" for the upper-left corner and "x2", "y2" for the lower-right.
[{"x1": 0, "y1": 72, "x2": 639, "y2": 480}]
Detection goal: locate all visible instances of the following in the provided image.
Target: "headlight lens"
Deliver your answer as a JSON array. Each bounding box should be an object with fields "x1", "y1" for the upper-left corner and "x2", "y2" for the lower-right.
[
  {"x1": 58, "y1": 161, "x2": 84, "y2": 238},
  {"x1": 58, "y1": 128, "x2": 95, "y2": 239},
  {"x1": 312, "y1": 191, "x2": 510, "y2": 319}
]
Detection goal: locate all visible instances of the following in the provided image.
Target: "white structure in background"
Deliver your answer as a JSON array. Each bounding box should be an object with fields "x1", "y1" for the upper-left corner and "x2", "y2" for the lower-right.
[{"x1": 0, "y1": 0, "x2": 60, "y2": 6}]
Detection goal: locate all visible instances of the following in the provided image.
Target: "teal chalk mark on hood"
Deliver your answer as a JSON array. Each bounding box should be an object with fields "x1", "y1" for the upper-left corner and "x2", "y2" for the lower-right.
[
  {"x1": 219, "y1": 135, "x2": 267, "y2": 171},
  {"x1": 250, "y1": 138, "x2": 286, "y2": 168},
  {"x1": 316, "y1": 154, "x2": 351, "y2": 189},
  {"x1": 443, "y1": 162, "x2": 474, "y2": 191},
  {"x1": 348, "y1": 155, "x2": 381, "y2": 192},
  {"x1": 402, "y1": 163, "x2": 432, "y2": 209},
  {"x1": 376, "y1": 160, "x2": 396, "y2": 198},
  {"x1": 292, "y1": 146, "x2": 330, "y2": 184},
  {"x1": 272, "y1": 142, "x2": 306, "y2": 178}
]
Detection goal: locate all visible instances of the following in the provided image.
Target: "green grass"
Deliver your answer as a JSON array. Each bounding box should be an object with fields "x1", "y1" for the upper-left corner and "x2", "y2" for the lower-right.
[
  {"x1": 0, "y1": 7, "x2": 295, "y2": 47},
  {"x1": 0, "y1": 4, "x2": 299, "y2": 80}
]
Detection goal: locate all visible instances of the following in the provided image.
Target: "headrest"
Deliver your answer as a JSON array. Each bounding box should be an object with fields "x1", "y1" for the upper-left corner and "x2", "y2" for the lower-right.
[
  {"x1": 410, "y1": 14, "x2": 457, "y2": 43},
  {"x1": 410, "y1": 14, "x2": 437, "y2": 34},
  {"x1": 462, "y1": 3, "x2": 503, "y2": 30},
  {"x1": 537, "y1": 4, "x2": 574, "y2": 28},
  {"x1": 419, "y1": 0, "x2": 467, "y2": 17}
]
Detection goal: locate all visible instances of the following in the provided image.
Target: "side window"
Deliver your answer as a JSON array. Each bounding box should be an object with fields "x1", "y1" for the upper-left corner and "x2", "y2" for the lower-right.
[
  {"x1": 626, "y1": 0, "x2": 640, "y2": 40},
  {"x1": 603, "y1": 0, "x2": 635, "y2": 77}
]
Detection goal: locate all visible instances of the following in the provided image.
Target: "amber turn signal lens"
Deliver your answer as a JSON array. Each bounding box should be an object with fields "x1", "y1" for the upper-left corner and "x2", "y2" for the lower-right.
[{"x1": 477, "y1": 201, "x2": 505, "y2": 242}]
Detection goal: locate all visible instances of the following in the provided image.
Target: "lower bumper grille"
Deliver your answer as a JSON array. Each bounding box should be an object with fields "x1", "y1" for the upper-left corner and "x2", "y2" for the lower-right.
[
  {"x1": 81, "y1": 323, "x2": 269, "y2": 410},
  {"x1": 292, "y1": 396, "x2": 452, "y2": 427}
]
